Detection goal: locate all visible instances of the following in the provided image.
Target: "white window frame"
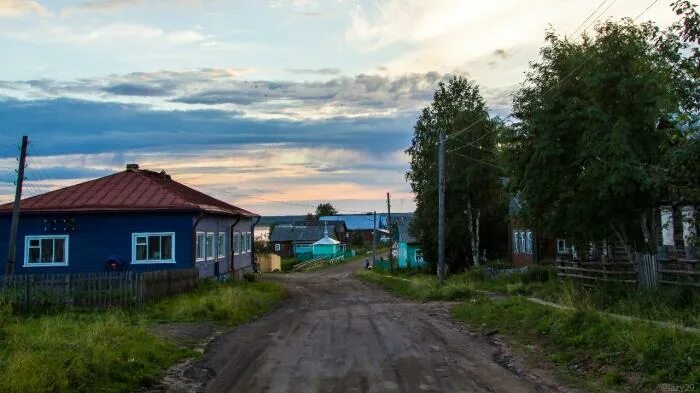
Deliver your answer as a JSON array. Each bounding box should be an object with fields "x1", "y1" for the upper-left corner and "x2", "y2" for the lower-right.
[
  {"x1": 526, "y1": 231, "x2": 533, "y2": 255},
  {"x1": 512, "y1": 231, "x2": 519, "y2": 254},
  {"x1": 217, "y1": 232, "x2": 226, "y2": 258},
  {"x1": 205, "y1": 233, "x2": 215, "y2": 260},
  {"x1": 234, "y1": 232, "x2": 241, "y2": 255},
  {"x1": 415, "y1": 248, "x2": 424, "y2": 263},
  {"x1": 196, "y1": 232, "x2": 205, "y2": 262},
  {"x1": 557, "y1": 239, "x2": 567, "y2": 254},
  {"x1": 245, "y1": 232, "x2": 252, "y2": 253},
  {"x1": 275, "y1": 243, "x2": 281, "y2": 252},
  {"x1": 131, "y1": 232, "x2": 176, "y2": 264},
  {"x1": 23, "y1": 235, "x2": 69, "y2": 267}
]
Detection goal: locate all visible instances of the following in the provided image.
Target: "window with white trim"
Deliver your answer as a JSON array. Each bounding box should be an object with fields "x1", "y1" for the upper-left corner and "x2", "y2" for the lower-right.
[
  {"x1": 415, "y1": 249, "x2": 424, "y2": 263},
  {"x1": 526, "y1": 231, "x2": 533, "y2": 255},
  {"x1": 512, "y1": 231, "x2": 519, "y2": 254},
  {"x1": 132, "y1": 232, "x2": 175, "y2": 263},
  {"x1": 275, "y1": 243, "x2": 281, "y2": 252},
  {"x1": 217, "y1": 232, "x2": 226, "y2": 258},
  {"x1": 196, "y1": 232, "x2": 205, "y2": 261},
  {"x1": 234, "y1": 232, "x2": 241, "y2": 255},
  {"x1": 245, "y1": 232, "x2": 252, "y2": 253},
  {"x1": 206, "y1": 233, "x2": 214, "y2": 260},
  {"x1": 24, "y1": 235, "x2": 69, "y2": 266},
  {"x1": 557, "y1": 239, "x2": 567, "y2": 254}
]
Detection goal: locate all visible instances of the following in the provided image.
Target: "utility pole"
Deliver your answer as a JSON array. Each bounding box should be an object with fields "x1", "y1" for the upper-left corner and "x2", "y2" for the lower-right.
[
  {"x1": 438, "y1": 128, "x2": 446, "y2": 284},
  {"x1": 386, "y1": 192, "x2": 393, "y2": 273},
  {"x1": 372, "y1": 210, "x2": 377, "y2": 266},
  {"x1": 6, "y1": 135, "x2": 28, "y2": 275}
]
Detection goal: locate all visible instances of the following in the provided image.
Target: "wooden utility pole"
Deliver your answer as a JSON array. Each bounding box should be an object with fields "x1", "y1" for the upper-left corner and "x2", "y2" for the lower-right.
[
  {"x1": 386, "y1": 192, "x2": 393, "y2": 273},
  {"x1": 6, "y1": 135, "x2": 28, "y2": 275},
  {"x1": 372, "y1": 210, "x2": 377, "y2": 266},
  {"x1": 438, "y1": 128, "x2": 446, "y2": 284}
]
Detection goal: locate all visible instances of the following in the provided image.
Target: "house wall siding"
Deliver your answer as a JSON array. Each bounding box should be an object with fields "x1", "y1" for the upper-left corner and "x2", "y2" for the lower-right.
[
  {"x1": 193, "y1": 215, "x2": 254, "y2": 278},
  {"x1": 0, "y1": 212, "x2": 194, "y2": 274}
]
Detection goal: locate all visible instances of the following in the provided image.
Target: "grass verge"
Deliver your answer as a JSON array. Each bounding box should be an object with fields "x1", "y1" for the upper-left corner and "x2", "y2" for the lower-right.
[
  {"x1": 355, "y1": 270, "x2": 475, "y2": 301},
  {"x1": 452, "y1": 297, "x2": 700, "y2": 390},
  {"x1": 0, "y1": 279, "x2": 285, "y2": 393}
]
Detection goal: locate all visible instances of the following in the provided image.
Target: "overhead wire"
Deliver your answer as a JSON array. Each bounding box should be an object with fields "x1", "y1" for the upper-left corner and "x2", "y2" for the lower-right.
[{"x1": 441, "y1": 0, "x2": 659, "y2": 165}]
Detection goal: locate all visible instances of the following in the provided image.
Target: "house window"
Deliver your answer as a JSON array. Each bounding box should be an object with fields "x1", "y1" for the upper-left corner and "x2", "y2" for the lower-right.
[
  {"x1": 234, "y1": 232, "x2": 241, "y2": 255},
  {"x1": 217, "y1": 232, "x2": 226, "y2": 258},
  {"x1": 557, "y1": 239, "x2": 567, "y2": 254},
  {"x1": 196, "y1": 232, "x2": 205, "y2": 261},
  {"x1": 512, "y1": 231, "x2": 519, "y2": 254},
  {"x1": 526, "y1": 231, "x2": 533, "y2": 255},
  {"x1": 24, "y1": 235, "x2": 69, "y2": 267},
  {"x1": 275, "y1": 243, "x2": 281, "y2": 252},
  {"x1": 415, "y1": 249, "x2": 424, "y2": 263},
  {"x1": 246, "y1": 232, "x2": 252, "y2": 253},
  {"x1": 206, "y1": 233, "x2": 215, "y2": 260},
  {"x1": 520, "y1": 231, "x2": 526, "y2": 255},
  {"x1": 132, "y1": 232, "x2": 175, "y2": 264}
]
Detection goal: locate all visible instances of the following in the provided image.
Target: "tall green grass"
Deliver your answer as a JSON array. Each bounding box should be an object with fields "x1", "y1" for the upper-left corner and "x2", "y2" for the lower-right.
[
  {"x1": 146, "y1": 280, "x2": 285, "y2": 325},
  {"x1": 453, "y1": 297, "x2": 700, "y2": 390},
  {"x1": 0, "y1": 280, "x2": 285, "y2": 393}
]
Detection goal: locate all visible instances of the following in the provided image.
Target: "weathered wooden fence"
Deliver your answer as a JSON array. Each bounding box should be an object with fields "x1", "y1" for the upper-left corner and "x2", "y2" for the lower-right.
[
  {"x1": 657, "y1": 257, "x2": 700, "y2": 288},
  {"x1": 556, "y1": 243, "x2": 699, "y2": 289},
  {"x1": 0, "y1": 269, "x2": 197, "y2": 310}
]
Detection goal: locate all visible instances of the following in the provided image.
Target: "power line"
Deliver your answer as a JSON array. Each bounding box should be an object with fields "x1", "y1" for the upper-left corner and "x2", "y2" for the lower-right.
[
  {"x1": 441, "y1": 0, "x2": 656, "y2": 150},
  {"x1": 571, "y1": 0, "x2": 609, "y2": 37},
  {"x1": 451, "y1": 151, "x2": 505, "y2": 170},
  {"x1": 635, "y1": 0, "x2": 659, "y2": 19}
]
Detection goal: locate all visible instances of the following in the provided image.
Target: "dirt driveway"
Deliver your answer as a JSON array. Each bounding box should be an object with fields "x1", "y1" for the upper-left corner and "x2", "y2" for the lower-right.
[{"x1": 162, "y1": 259, "x2": 575, "y2": 393}]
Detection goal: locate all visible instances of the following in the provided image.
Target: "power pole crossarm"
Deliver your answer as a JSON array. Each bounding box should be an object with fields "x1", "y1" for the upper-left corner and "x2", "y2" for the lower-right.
[
  {"x1": 438, "y1": 128, "x2": 446, "y2": 284},
  {"x1": 6, "y1": 135, "x2": 29, "y2": 275}
]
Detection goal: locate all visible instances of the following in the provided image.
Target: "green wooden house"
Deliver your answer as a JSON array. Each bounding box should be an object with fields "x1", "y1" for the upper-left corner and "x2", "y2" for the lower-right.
[{"x1": 394, "y1": 219, "x2": 425, "y2": 269}]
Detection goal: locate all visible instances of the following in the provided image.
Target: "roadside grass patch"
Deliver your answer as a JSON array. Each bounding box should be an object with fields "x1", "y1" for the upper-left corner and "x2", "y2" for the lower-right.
[
  {"x1": 452, "y1": 297, "x2": 700, "y2": 390},
  {"x1": 146, "y1": 280, "x2": 286, "y2": 326},
  {"x1": 0, "y1": 279, "x2": 285, "y2": 393},
  {"x1": 355, "y1": 270, "x2": 475, "y2": 301},
  {"x1": 0, "y1": 309, "x2": 189, "y2": 393}
]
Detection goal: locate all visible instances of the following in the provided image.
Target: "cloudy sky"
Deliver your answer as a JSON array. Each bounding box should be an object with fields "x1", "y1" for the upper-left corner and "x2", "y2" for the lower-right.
[{"x1": 0, "y1": 0, "x2": 678, "y2": 215}]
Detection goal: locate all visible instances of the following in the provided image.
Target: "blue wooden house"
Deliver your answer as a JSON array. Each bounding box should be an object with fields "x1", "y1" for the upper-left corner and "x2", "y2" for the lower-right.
[
  {"x1": 394, "y1": 218, "x2": 425, "y2": 269},
  {"x1": 0, "y1": 164, "x2": 258, "y2": 279}
]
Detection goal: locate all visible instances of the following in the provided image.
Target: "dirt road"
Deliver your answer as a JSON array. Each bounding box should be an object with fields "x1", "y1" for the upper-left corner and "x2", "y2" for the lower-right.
[{"x1": 164, "y1": 259, "x2": 574, "y2": 393}]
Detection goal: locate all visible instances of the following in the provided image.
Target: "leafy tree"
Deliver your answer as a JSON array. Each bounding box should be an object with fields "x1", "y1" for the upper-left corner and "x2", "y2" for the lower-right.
[
  {"x1": 506, "y1": 7, "x2": 699, "y2": 260},
  {"x1": 304, "y1": 212, "x2": 315, "y2": 222},
  {"x1": 315, "y1": 203, "x2": 337, "y2": 218},
  {"x1": 407, "y1": 76, "x2": 506, "y2": 273}
]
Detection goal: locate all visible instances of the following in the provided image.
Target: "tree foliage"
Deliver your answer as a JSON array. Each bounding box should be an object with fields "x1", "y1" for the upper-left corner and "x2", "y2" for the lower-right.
[
  {"x1": 407, "y1": 76, "x2": 507, "y2": 273},
  {"x1": 506, "y1": 6, "x2": 700, "y2": 256},
  {"x1": 315, "y1": 203, "x2": 337, "y2": 218}
]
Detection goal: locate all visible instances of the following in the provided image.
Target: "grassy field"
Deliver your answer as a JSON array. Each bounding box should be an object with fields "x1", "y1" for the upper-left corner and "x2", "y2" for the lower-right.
[
  {"x1": 0, "y1": 280, "x2": 285, "y2": 393},
  {"x1": 357, "y1": 269, "x2": 700, "y2": 390}
]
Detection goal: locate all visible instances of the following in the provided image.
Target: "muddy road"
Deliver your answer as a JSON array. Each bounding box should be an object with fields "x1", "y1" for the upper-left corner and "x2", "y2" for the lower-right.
[{"x1": 165, "y1": 259, "x2": 573, "y2": 393}]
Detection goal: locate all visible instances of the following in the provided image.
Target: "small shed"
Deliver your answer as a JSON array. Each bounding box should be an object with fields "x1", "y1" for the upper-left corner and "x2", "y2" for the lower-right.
[
  {"x1": 257, "y1": 253, "x2": 281, "y2": 272},
  {"x1": 312, "y1": 226, "x2": 344, "y2": 257}
]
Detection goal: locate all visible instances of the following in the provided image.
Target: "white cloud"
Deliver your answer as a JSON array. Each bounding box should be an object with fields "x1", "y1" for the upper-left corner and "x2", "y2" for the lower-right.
[
  {"x1": 346, "y1": 0, "x2": 679, "y2": 85},
  {"x1": 0, "y1": 0, "x2": 48, "y2": 17}
]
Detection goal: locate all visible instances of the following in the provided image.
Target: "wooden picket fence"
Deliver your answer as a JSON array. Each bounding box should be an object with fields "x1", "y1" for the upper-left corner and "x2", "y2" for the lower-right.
[
  {"x1": 0, "y1": 269, "x2": 197, "y2": 310},
  {"x1": 555, "y1": 242, "x2": 700, "y2": 289}
]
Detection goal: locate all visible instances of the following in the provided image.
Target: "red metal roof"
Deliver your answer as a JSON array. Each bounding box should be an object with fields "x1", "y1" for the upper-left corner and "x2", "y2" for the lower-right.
[{"x1": 0, "y1": 166, "x2": 257, "y2": 217}]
